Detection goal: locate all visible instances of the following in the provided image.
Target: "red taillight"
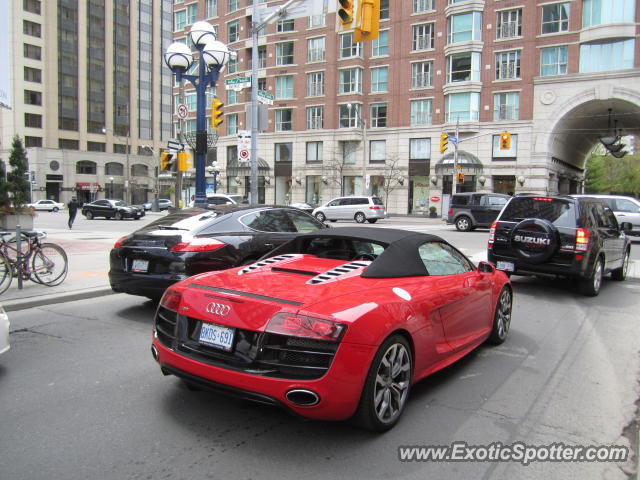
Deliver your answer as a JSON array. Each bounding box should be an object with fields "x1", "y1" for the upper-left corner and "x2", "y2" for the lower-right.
[
  {"x1": 369, "y1": 206, "x2": 382, "y2": 210},
  {"x1": 575, "y1": 228, "x2": 589, "y2": 252},
  {"x1": 266, "y1": 313, "x2": 346, "y2": 342},
  {"x1": 114, "y1": 235, "x2": 127, "y2": 249},
  {"x1": 170, "y1": 238, "x2": 226, "y2": 252},
  {"x1": 532, "y1": 197, "x2": 553, "y2": 202},
  {"x1": 488, "y1": 221, "x2": 498, "y2": 249},
  {"x1": 160, "y1": 288, "x2": 182, "y2": 311}
]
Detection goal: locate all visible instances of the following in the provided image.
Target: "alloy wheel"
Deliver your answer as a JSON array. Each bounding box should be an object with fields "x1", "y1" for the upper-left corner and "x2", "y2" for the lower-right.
[{"x1": 373, "y1": 342, "x2": 411, "y2": 424}]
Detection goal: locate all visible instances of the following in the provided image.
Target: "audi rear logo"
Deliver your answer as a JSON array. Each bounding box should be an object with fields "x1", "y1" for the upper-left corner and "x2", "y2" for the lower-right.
[{"x1": 206, "y1": 302, "x2": 231, "y2": 316}]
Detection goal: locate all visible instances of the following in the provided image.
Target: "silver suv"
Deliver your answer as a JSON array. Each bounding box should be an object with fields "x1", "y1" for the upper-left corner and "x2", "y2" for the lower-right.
[
  {"x1": 572, "y1": 194, "x2": 640, "y2": 237},
  {"x1": 313, "y1": 196, "x2": 386, "y2": 223}
]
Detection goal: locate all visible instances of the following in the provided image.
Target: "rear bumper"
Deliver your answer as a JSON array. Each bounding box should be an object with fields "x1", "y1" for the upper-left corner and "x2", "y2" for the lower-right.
[
  {"x1": 487, "y1": 249, "x2": 589, "y2": 277},
  {"x1": 109, "y1": 270, "x2": 185, "y2": 298}
]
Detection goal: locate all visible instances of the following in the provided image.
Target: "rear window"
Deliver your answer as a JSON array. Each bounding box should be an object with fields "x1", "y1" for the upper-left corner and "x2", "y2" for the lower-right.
[
  {"x1": 499, "y1": 197, "x2": 576, "y2": 228},
  {"x1": 451, "y1": 195, "x2": 469, "y2": 206},
  {"x1": 372, "y1": 196, "x2": 384, "y2": 206},
  {"x1": 141, "y1": 209, "x2": 223, "y2": 233}
]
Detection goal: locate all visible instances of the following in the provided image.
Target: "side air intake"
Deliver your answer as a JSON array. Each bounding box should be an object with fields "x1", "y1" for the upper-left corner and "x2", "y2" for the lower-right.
[
  {"x1": 306, "y1": 261, "x2": 370, "y2": 285},
  {"x1": 238, "y1": 254, "x2": 300, "y2": 275}
]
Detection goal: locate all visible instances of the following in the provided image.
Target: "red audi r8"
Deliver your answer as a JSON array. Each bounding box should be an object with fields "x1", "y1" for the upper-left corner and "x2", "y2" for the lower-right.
[{"x1": 152, "y1": 227, "x2": 513, "y2": 431}]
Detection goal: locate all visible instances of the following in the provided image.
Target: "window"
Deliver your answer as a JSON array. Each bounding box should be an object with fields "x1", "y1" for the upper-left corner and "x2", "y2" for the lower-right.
[
  {"x1": 288, "y1": 210, "x2": 323, "y2": 233},
  {"x1": 371, "y1": 67, "x2": 388, "y2": 92},
  {"x1": 492, "y1": 134, "x2": 518, "y2": 158},
  {"x1": 228, "y1": 0, "x2": 239, "y2": 12},
  {"x1": 23, "y1": 0, "x2": 41, "y2": 14},
  {"x1": 59, "y1": 139, "x2": 79, "y2": 150},
  {"x1": 186, "y1": 3, "x2": 197, "y2": 24},
  {"x1": 496, "y1": 50, "x2": 521, "y2": 79},
  {"x1": 105, "y1": 162, "x2": 123, "y2": 175},
  {"x1": 412, "y1": 23, "x2": 434, "y2": 50},
  {"x1": 583, "y1": 0, "x2": 635, "y2": 27},
  {"x1": 448, "y1": 12, "x2": 482, "y2": 43},
  {"x1": 370, "y1": 31, "x2": 389, "y2": 58},
  {"x1": 276, "y1": 41, "x2": 294, "y2": 65},
  {"x1": 242, "y1": 210, "x2": 295, "y2": 233},
  {"x1": 275, "y1": 143, "x2": 293, "y2": 162},
  {"x1": 540, "y1": 46, "x2": 568, "y2": 75},
  {"x1": 410, "y1": 100, "x2": 432, "y2": 126},
  {"x1": 339, "y1": 104, "x2": 358, "y2": 128},
  {"x1": 275, "y1": 75, "x2": 294, "y2": 99},
  {"x1": 206, "y1": 0, "x2": 217, "y2": 18},
  {"x1": 24, "y1": 90, "x2": 42, "y2": 105},
  {"x1": 23, "y1": 20, "x2": 41, "y2": 37},
  {"x1": 446, "y1": 52, "x2": 480, "y2": 82},
  {"x1": 342, "y1": 142, "x2": 358, "y2": 164},
  {"x1": 131, "y1": 164, "x2": 149, "y2": 177},
  {"x1": 306, "y1": 141, "x2": 323, "y2": 163},
  {"x1": 228, "y1": 20, "x2": 240, "y2": 43},
  {"x1": 339, "y1": 67, "x2": 362, "y2": 94},
  {"x1": 419, "y1": 242, "x2": 473, "y2": 276},
  {"x1": 497, "y1": 9, "x2": 522, "y2": 39},
  {"x1": 227, "y1": 89, "x2": 238, "y2": 105},
  {"x1": 542, "y1": 3, "x2": 570, "y2": 34},
  {"x1": 309, "y1": 13, "x2": 326, "y2": 28},
  {"x1": 307, "y1": 106, "x2": 323, "y2": 129},
  {"x1": 25, "y1": 136, "x2": 42, "y2": 147},
  {"x1": 227, "y1": 54, "x2": 238, "y2": 74},
  {"x1": 413, "y1": 0, "x2": 434, "y2": 13},
  {"x1": 307, "y1": 71, "x2": 324, "y2": 97},
  {"x1": 370, "y1": 104, "x2": 387, "y2": 128},
  {"x1": 227, "y1": 113, "x2": 237, "y2": 135},
  {"x1": 579, "y1": 39, "x2": 635, "y2": 72},
  {"x1": 277, "y1": 19, "x2": 294, "y2": 32},
  {"x1": 275, "y1": 109, "x2": 293, "y2": 131},
  {"x1": 76, "y1": 160, "x2": 97, "y2": 174},
  {"x1": 380, "y1": 0, "x2": 390, "y2": 19},
  {"x1": 174, "y1": 10, "x2": 186, "y2": 30},
  {"x1": 23, "y1": 43, "x2": 41, "y2": 60},
  {"x1": 445, "y1": 92, "x2": 480, "y2": 122},
  {"x1": 493, "y1": 92, "x2": 520, "y2": 120},
  {"x1": 307, "y1": 37, "x2": 325, "y2": 62},
  {"x1": 25, "y1": 113, "x2": 42, "y2": 128},
  {"x1": 412, "y1": 61, "x2": 433, "y2": 88},
  {"x1": 410, "y1": 138, "x2": 430, "y2": 160},
  {"x1": 369, "y1": 140, "x2": 386, "y2": 163},
  {"x1": 339, "y1": 33, "x2": 361, "y2": 58}
]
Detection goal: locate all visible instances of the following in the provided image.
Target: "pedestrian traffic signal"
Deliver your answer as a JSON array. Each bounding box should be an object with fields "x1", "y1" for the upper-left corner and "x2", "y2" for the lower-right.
[
  {"x1": 354, "y1": 0, "x2": 380, "y2": 42},
  {"x1": 337, "y1": 0, "x2": 354, "y2": 26},
  {"x1": 177, "y1": 151, "x2": 191, "y2": 172},
  {"x1": 499, "y1": 131, "x2": 511, "y2": 150},
  {"x1": 439, "y1": 133, "x2": 449, "y2": 154},
  {"x1": 160, "y1": 152, "x2": 174, "y2": 171},
  {"x1": 212, "y1": 97, "x2": 224, "y2": 130},
  {"x1": 456, "y1": 172, "x2": 465, "y2": 184}
]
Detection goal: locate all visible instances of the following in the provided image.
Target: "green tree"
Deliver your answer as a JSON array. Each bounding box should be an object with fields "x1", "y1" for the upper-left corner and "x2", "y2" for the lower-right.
[
  {"x1": 0, "y1": 159, "x2": 10, "y2": 208},
  {"x1": 7, "y1": 135, "x2": 30, "y2": 208}
]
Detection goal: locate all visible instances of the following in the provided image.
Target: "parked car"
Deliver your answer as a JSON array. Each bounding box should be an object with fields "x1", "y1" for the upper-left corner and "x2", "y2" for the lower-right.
[
  {"x1": 312, "y1": 196, "x2": 386, "y2": 223},
  {"x1": 572, "y1": 194, "x2": 640, "y2": 237},
  {"x1": 26, "y1": 199, "x2": 65, "y2": 212},
  {"x1": 487, "y1": 194, "x2": 631, "y2": 296},
  {"x1": 445, "y1": 192, "x2": 511, "y2": 231},
  {"x1": 151, "y1": 227, "x2": 512, "y2": 431},
  {"x1": 0, "y1": 304, "x2": 9, "y2": 356},
  {"x1": 289, "y1": 202, "x2": 315, "y2": 214},
  {"x1": 82, "y1": 199, "x2": 144, "y2": 220},
  {"x1": 188, "y1": 193, "x2": 246, "y2": 208},
  {"x1": 109, "y1": 205, "x2": 327, "y2": 300},
  {"x1": 142, "y1": 198, "x2": 173, "y2": 211}
]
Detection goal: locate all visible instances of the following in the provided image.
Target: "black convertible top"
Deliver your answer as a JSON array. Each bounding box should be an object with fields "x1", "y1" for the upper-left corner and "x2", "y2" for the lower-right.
[{"x1": 267, "y1": 226, "x2": 453, "y2": 278}]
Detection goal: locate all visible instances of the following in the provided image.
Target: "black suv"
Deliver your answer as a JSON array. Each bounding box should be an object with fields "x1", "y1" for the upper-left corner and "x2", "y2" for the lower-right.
[
  {"x1": 487, "y1": 195, "x2": 631, "y2": 296},
  {"x1": 446, "y1": 192, "x2": 511, "y2": 231}
]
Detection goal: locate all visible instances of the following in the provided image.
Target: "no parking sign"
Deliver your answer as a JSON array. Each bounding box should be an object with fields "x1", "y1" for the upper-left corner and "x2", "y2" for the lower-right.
[{"x1": 237, "y1": 130, "x2": 251, "y2": 163}]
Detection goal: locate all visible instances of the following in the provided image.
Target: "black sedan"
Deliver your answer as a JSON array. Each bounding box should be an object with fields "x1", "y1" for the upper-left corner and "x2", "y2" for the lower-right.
[
  {"x1": 108, "y1": 205, "x2": 327, "y2": 300},
  {"x1": 82, "y1": 199, "x2": 144, "y2": 220}
]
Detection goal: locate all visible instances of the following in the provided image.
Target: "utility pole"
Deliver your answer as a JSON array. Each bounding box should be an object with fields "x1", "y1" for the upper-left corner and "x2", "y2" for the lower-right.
[{"x1": 452, "y1": 120, "x2": 459, "y2": 195}]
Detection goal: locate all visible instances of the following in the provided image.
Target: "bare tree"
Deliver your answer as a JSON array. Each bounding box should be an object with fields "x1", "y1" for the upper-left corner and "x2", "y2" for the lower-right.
[{"x1": 374, "y1": 153, "x2": 405, "y2": 203}]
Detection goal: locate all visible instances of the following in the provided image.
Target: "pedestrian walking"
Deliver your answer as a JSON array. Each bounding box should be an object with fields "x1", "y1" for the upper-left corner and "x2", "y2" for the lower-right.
[{"x1": 67, "y1": 197, "x2": 79, "y2": 229}]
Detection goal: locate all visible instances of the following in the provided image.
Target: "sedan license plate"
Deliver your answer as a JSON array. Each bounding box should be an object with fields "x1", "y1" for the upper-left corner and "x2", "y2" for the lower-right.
[
  {"x1": 199, "y1": 322, "x2": 235, "y2": 351},
  {"x1": 496, "y1": 261, "x2": 515, "y2": 272},
  {"x1": 131, "y1": 259, "x2": 149, "y2": 273}
]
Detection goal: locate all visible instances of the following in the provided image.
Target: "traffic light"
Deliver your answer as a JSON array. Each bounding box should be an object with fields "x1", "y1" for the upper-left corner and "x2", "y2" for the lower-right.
[
  {"x1": 456, "y1": 172, "x2": 465, "y2": 184},
  {"x1": 499, "y1": 131, "x2": 511, "y2": 150},
  {"x1": 354, "y1": 0, "x2": 380, "y2": 42},
  {"x1": 337, "y1": 0, "x2": 355, "y2": 26},
  {"x1": 212, "y1": 97, "x2": 224, "y2": 130},
  {"x1": 177, "y1": 151, "x2": 191, "y2": 172},
  {"x1": 439, "y1": 133, "x2": 449, "y2": 154},
  {"x1": 160, "y1": 151, "x2": 174, "y2": 171}
]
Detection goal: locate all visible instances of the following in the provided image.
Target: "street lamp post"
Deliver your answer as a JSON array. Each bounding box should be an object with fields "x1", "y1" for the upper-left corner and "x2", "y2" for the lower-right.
[
  {"x1": 347, "y1": 103, "x2": 368, "y2": 195},
  {"x1": 109, "y1": 176, "x2": 114, "y2": 198},
  {"x1": 102, "y1": 127, "x2": 130, "y2": 203},
  {"x1": 206, "y1": 163, "x2": 220, "y2": 194},
  {"x1": 164, "y1": 22, "x2": 230, "y2": 208}
]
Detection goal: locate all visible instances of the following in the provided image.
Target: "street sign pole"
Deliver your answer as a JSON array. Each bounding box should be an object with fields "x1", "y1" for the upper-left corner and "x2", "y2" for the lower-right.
[{"x1": 250, "y1": 0, "x2": 260, "y2": 205}]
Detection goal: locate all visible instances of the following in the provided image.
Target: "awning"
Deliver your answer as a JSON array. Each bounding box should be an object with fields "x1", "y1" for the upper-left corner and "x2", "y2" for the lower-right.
[
  {"x1": 226, "y1": 158, "x2": 270, "y2": 176},
  {"x1": 76, "y1": 182, "x2": 100, "y2": 191},
  {"x1": 435, "y1": 151, "x2": 483, "y2": 174}
]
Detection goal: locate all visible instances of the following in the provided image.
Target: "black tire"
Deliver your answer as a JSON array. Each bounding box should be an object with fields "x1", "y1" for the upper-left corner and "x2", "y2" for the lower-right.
[
  {"x1": 315, "y1": 212, "x2": 326, "y2": 222},
  {"x1": 578, "y1": 257, "x2": 603, "y2": 296},
  {"x1": 611, "y1": 249, "x2": 629, "y2": 281},
  {"x1": 353, "y1": 334, "x2": 412, "y2": 432},
  {"x1": 367, "y1": 219, "x2": 378, "y2": 224},
  {"x1": 85, "y1": 210, "x2": 93, "y2": 220},
  {"x1": 31, "y1": 243, "x2": 68, "y2": 286},
  {"x1": 487, "y1": 287, "x2": 512, "y2": 345},
  {"x1": 114, "y1": 211, "x2": 123, "y2": 220},
  {"x1": 52, "y1": 207, "x2": 59, "y2": 212},
  {"x1": 354, "y1": 212, "x2": 366, "y2": 224},
  {"x1": 455, "y1": 216, "x2": 472, "y2": 232},
  {"x1": 0, "y1": 252, "x2": 13, "y2": 295}
]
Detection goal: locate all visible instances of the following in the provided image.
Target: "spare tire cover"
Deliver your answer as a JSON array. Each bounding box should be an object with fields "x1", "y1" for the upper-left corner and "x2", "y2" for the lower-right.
[{"x1": 509, "y1": 218, "x2": 558, "y2": 264}]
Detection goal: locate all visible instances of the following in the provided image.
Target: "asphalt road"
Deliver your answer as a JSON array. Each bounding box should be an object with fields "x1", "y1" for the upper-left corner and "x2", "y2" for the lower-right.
[{"x1": 1, "y1": 275, "x2": 638, "y2": 479}]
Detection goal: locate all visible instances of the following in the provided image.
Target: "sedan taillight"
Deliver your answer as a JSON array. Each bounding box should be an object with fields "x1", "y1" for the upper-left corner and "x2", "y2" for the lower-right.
[
  {"x1": 575, "y1": 228, "x2": 590, "y2": 252},
  {"x1": 488, "y1": 221, "x2": 498, "y2": 249},
  {"x1": 170, "y1": 238, "x2": 226, "y2": 252},
  {"x1": 114, "y1": 235, "x2": 127, "y2": 248},
  {"x1": 266, "y1": 313, "x2": 346, "y2": 342}
]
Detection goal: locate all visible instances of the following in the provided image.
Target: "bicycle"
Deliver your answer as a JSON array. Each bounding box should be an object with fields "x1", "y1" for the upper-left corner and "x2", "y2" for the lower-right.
[{"x1": 0, "y1": 230, "x2": 69, "y2": 295}]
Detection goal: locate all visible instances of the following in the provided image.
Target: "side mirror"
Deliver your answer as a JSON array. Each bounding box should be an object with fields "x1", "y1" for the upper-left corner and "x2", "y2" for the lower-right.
[
  {"x1": 620, "y1": 222, "x2": 632, "y2": 233},
  {"x1": 478, "y1": 261, "x2": 495, "y2": 274}
]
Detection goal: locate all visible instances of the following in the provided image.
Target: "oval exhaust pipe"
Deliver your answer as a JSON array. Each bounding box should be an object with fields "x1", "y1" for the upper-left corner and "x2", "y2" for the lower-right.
[
  {"x1": 286, "y1": 389, "x2": 320, "y2": 407},
  {"x1": 151, "y1": 345, "x2": 159, "y2": 361}
]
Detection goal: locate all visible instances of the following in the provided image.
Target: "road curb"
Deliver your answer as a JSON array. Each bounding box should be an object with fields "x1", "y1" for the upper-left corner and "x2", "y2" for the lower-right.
[{"x1": 2, "y1": 287, "x2": 116, "y2": 312}]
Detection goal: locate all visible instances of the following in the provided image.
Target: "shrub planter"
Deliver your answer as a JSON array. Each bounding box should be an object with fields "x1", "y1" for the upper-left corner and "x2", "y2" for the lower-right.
[{"x1": 1, "y1": 214, "x2": 34, "y2": 231}]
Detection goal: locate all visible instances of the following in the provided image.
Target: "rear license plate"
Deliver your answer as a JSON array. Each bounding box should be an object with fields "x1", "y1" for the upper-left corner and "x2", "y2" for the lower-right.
[
  {"x1": 131, "y1": 259, "x2": 149, "y2": 273},
  {"x1": 496, "y1": 261, "x2": 515, "y2": 272},
  {"x1": 199, "y1": 322, "x2": 235, "y2": 351}
]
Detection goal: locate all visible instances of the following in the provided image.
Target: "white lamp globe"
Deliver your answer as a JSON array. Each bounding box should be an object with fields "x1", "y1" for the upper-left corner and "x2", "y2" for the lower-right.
[
  {"x1": 189, "y1": 21, "x2": 216, "y2": 47},
  {"x1": 202, "y1": 39, "x2": 230, "y2": 68},
  {"x1": 164, "y1": 42, "x2": 193, "y2": 71}
]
